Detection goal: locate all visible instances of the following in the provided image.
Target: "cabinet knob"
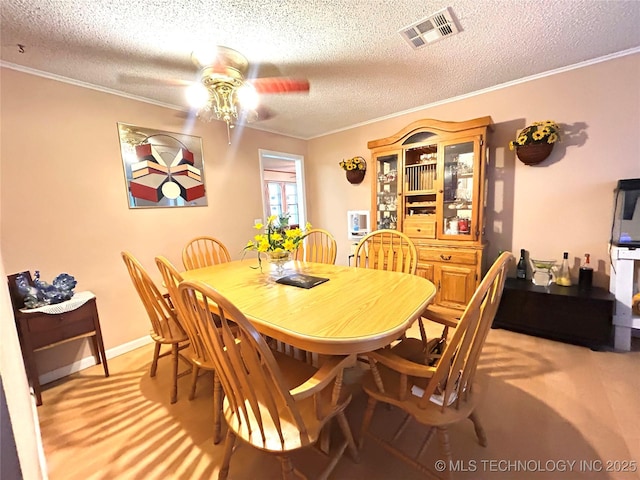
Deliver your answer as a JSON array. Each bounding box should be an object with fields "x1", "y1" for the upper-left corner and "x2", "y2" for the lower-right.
[
  {"x1": 440, "y1": 254, "x2": 452, "y2": 261},
  {"x1": 438, "y1": 189, "x2": 444, "y2": 194}
]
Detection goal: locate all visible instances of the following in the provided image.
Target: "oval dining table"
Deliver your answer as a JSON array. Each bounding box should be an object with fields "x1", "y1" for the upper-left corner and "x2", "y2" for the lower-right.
[{"x1": 181, "y1": 259, "x2": 436, "y2": 356}]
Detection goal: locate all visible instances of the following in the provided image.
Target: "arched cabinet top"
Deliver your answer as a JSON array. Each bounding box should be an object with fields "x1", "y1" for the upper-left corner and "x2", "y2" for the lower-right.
[{"x1": 367, "y1": 116, "x2": 493, "y2": 150}]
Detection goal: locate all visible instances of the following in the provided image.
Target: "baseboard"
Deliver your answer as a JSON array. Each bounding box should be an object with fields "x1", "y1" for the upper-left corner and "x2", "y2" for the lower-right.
[{"x1": 38, "y1": 336, "x2": 153, "y2": 385}]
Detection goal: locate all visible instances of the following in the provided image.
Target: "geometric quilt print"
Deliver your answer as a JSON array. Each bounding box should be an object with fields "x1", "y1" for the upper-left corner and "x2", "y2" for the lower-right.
[{"x1": 117, "y1": 123, "x2": 207, "y2": 208}]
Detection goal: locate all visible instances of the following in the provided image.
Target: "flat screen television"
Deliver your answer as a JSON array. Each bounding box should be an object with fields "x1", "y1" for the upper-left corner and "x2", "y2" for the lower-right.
[{"x1": 611, "y1": 178, "x2": 640, "y2": 247}]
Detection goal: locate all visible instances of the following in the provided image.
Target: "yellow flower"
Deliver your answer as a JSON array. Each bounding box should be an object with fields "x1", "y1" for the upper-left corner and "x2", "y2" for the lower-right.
[
  {"x1": 510, "y1": 121, "x2": 561, "y2": 149},
  {"x1": 532, "y1": 130, "x2": 544, "y2": 141},
  {"x1": 339, "y1": 156, "x2": 366, "y2": 172},
  {"x1": 243, "y1": 212, "x2": 311, "y2": 259}
]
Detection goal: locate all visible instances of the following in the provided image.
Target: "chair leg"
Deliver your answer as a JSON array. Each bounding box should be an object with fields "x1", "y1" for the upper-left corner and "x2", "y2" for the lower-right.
[
  {"x1": 278, "y1": 455, "x2": 306, "y2": 480},
  {"x1": 218, "y1": 429, "x2": 236, "y2": 480},
  {"x1": 469, "y1": 411, "x2": 487, "y2": 447},
  {"x1": 189, "y1": 365, "x2": 200, "y2": 400},
  {"x1": 436, "y1": 426, "x2": 453, "y2": 480},
  {"x1": 213, "y1": 373, "x2": 223, "y2": 444},
  {"x1": 358, "y1": 396, "x2": 378, "y2": 450},
  {"x1": 336, "y1": 411, "x2": 360, "y2": 463},
  {"x1": 150, "y1": 342, "x2": 161, "y2": 377},
  {"x1": 170, "y1": 343, "x2": 179, "y2": 404}
]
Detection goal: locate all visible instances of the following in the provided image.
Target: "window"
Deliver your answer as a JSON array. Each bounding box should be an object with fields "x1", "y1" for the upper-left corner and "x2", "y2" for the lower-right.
[{"x1": 266, "y1": 181, "x2": 299, "y2": 226}]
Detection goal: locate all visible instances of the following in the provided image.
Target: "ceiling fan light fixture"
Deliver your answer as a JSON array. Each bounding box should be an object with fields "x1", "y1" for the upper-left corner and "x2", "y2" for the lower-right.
[
  {"x1": 237, "y1": 84, "x2": 259, "y2": 110},
  {"x1": 191, "y1": 47, "x2": 219, "y2": 68},
  {"x1": 185, "y1": 83, "x2": 209, "y2": 108}
]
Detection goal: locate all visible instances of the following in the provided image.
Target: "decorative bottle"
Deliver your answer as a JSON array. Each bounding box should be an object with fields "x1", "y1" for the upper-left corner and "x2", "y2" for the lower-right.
[
  {"x1": 556, "y1": 252, "x2": 572, "y2": 287},
  {"x1": 578, "y1": 253, "x2": 593, "y2": 289},
  {"x1": 516, "y1": 249, "x2": 527, "y2": 280}
]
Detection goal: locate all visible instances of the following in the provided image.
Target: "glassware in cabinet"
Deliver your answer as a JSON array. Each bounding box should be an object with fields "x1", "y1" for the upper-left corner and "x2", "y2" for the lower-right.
[
  {"x1": 374, "y1": 152, "x2": 399, "y2": 230},
  {"x1": 442, "y1": 140, "x2": 475, "y2": 238}
]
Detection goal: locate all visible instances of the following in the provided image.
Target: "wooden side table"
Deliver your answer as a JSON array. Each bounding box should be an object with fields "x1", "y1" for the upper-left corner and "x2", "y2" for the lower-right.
[{"x1": 9, "y1": 279, "x2": 109, "y2": 405}]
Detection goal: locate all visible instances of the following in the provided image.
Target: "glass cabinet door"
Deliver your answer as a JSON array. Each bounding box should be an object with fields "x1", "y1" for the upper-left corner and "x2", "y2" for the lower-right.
[
  {"x1": 374, "y1": 151, "x2": 400, "y2": 230},
  {"x1": 441, "y1": 140, "x2": 476, "y2": 238}
]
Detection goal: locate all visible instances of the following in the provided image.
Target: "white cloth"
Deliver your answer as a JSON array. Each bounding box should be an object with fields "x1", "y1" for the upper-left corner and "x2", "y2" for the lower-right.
[{"x1": 19, "y1": 291, "x2": 96, "y2": 315}]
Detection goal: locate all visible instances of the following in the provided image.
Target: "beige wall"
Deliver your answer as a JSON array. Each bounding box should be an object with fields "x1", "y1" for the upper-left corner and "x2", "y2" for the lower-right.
[
  {"x1": 0, "y1": 68, "x2": 306, "y2": 373},
  {"x1": 1, "y1": 53, "x2": 639, "y2": 377},
  {"x1": 307, "y1": 53, "x2": 640, "y2": 285}
]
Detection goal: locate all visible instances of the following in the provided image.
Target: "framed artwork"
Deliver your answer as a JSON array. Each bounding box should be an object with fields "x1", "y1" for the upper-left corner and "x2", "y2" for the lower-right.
[{"x1": 117, "y1": 123, "x2": 207, "y2": 208}]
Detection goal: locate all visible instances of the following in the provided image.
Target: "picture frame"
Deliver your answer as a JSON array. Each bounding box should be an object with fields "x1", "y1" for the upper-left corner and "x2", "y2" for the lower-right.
[{"x1": 117, "y1": 123, "x2": 208, "y2": 208}]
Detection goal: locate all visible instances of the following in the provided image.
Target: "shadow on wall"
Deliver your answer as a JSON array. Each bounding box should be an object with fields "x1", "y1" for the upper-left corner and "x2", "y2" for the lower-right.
[
  {"x1": 531, "y1": 121, "x2": 588, "y2": 168},
  {"x1": 484, "y1": 119, "x2": 522, "y2": 272}
]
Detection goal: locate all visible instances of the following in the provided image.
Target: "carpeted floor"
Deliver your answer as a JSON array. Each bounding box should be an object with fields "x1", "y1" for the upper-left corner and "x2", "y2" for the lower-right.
[{"x1": 36, "y1": 326, "x2": 640, "y2": 479}]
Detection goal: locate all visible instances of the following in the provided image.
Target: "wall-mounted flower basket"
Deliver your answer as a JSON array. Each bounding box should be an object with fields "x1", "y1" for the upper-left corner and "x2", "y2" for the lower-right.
[
  {"x1": 346, "y1": 169, "x2": 366, "y2": 184},
  {"x1": 340, "y1": 156, "x2": 366, "y2": 184},
  {"x1": 509, "y1": 120, "x2": 560, "y2": 166},
  {"x1": 516, "y1": 143, "x2": 554, "y2": 166}
]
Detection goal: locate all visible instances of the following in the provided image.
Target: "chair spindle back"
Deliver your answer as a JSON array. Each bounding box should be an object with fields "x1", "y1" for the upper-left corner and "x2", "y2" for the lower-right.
[
  {"x1": 175, "y1": 280, "x2": 311, "y2": 450},
  {"x1": 354, "y1": 230, "x2": 417, "y2": 274}
]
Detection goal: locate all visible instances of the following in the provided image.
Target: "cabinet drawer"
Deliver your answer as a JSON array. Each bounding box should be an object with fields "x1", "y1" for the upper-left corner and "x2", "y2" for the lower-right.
[
  {"x1": 404, "y1": 216, "x2": 436, "y2": 238},
  {"x1": 22, "y1": 304, "x2": 97, "y2": 349},
  {"x1": 418, "y1": 248, "x2": 477, "y2": 265}
]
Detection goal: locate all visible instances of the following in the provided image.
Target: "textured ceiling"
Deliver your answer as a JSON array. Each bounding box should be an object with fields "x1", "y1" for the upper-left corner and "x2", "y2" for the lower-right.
[{"x1": 1, "y1": 1, "x2": 640, "y2": 139}]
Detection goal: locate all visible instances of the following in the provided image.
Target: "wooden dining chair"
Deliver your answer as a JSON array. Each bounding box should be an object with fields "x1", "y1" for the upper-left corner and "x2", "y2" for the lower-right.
[
  {"x1": 294, "y1": 228, "x2": 337, "y2": 264},
  {"x1": 121, "y1": 251, "x2": 191, "y2": 404},
  {"x1": 182, "y1": 236, "x2": 231, "y2": 270},
  {"x1": 353, "y1": 229, "x2": 423, "y2": 352},
  {"x1": 155, "y1": 255, "x2": 224, "y2": 443},
  {"x1": 354, "y1": 229, "x2": 452, "y2": 364},
  {"x1": 353, "y1": 229, "x2": 418, "y2": 273},
  {"x1": 358, "y1": 252, "x2": 514, "y2": 479},
  {"x1": 174, "y1": 279, "x2": 360, "y2": 480}
]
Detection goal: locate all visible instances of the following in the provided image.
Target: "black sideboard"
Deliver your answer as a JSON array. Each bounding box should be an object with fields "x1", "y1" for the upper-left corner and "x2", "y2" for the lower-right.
[{"x1": 493, "y1": 278, "x2": 615, "y2": 350}]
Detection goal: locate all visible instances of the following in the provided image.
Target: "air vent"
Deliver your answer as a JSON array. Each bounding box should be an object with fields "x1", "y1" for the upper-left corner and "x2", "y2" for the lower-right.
[{"x1": 399, "y1": 7, "x2": 460, "y2": 49}]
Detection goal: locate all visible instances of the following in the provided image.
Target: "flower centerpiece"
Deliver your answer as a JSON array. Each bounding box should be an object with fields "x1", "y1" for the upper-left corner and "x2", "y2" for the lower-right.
[
  {"x1": 339, "y1": 156, "x2": 367, "y2": 184},
  {"x1": 244, "y1": 213, "x2": 311, "y2": 275},
  {"x1": 509, "y1": 120, "x2": 561, "y2": 165}
]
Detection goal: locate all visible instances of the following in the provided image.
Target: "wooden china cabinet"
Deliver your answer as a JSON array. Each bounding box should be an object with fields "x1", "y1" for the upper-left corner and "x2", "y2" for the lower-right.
[{"x1": 368, "y1": 116, "x2": 493, "y2": 312}]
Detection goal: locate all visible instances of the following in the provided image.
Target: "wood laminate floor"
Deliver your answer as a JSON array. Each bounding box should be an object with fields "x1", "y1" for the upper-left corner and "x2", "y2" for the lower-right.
[{"x1": 36, "y1": 327, "x2": 640, "y2": 480}]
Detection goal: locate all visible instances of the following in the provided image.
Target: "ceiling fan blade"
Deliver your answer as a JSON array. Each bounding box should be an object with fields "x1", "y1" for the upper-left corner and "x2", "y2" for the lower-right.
[
  {"x1": 118, "y1": 74, "x2": 194, "y2": 87},
  {"x1": 250, "y1": 77, "x2": 310, "y2": 94},
  {"x1": 234, "y1": 105, "x2": 275, "y2": 125}
]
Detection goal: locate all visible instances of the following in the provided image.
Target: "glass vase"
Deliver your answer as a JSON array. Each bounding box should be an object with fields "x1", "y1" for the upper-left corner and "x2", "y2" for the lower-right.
[
  {"x1": 267, "y1": 251, "x2": 291, "y2": 277},
  {"x1": 530, "y1": 259, "x2": 556, "y2": 287}
]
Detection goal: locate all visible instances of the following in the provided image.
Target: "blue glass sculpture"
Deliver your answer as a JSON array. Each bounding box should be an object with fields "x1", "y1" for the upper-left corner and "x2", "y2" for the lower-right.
[{"x1": 15, "y1": 271, "x2": 77, "y2": 309}]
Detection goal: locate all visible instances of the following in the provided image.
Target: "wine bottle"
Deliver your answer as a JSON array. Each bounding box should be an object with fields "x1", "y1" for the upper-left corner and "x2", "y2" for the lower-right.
[
  {"x1": 516, "y1": 249, "x2": 527, "y2": 280},
  {"x1": 578, "y1": 253, "x2": 593, "y2": 289},
  {"x1": 556, "y1": 252, "x2": 572, "y2": 287}
]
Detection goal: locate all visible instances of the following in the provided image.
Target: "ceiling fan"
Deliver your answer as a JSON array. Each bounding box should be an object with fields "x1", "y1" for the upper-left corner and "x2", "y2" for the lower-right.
[{"x1": 125, "y1": 46, "x2": 309, "y2": 143}]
